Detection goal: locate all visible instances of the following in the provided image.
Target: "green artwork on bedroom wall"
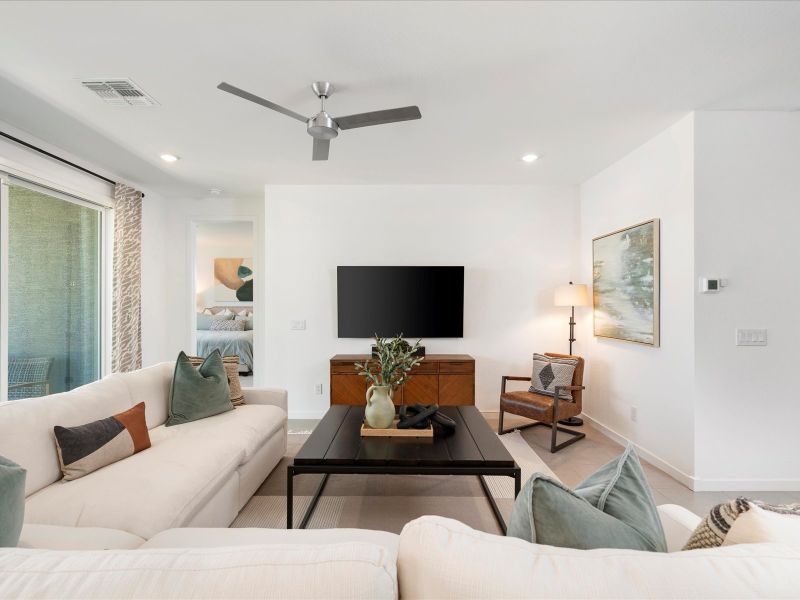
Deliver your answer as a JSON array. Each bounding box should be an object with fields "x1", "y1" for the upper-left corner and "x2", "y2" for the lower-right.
[
  {"x1": 592, "y1": 219, "x2": 660, "y2": 347},
  {"x1": 214, "y1": 258, "x2": 253, "y2": 302}
]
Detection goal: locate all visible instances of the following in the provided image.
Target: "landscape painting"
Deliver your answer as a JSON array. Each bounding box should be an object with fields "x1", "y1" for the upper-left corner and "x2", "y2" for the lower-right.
[
  {"x1": 592, "y1": 219, "x2": 659, "y2": 346},
  {"x1": 214, "y1": 257, "x2": 254, "y2": 302}
]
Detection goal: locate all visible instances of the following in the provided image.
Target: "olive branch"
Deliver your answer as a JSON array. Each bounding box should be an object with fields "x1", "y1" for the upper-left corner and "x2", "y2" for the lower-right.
[{"x1": 355, "y1": 334, "x2": 424, "y2": 389}]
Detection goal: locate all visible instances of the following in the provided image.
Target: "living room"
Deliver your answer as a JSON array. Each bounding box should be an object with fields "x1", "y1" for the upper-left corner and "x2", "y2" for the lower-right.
[{"x1": 1, "y1": 1, "x2": 799, "y2": 598}]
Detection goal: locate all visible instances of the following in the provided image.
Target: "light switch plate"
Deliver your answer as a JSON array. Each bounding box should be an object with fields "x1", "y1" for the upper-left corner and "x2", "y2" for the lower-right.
[
  {"x1": 736, "y1": 328, "x2": 767, "y2": 346},
  {"x1": 290, "y1": 319, "x2": 306, "y2": 331}
]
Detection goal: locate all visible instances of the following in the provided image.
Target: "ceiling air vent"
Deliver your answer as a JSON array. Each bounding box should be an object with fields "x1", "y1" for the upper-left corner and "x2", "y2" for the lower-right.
[{"x1": 80, "y1": 79, "x2": 158, "y2": 107}]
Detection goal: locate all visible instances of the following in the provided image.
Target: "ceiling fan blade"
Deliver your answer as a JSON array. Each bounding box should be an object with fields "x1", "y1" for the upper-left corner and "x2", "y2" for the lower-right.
[
  {"x1": 217, "y1": 82, "x2": 307, "y2": 123},
  {"x1": 335, "y1": 106, "x2": 421, "y2": 130},
  {"x1": 312, "y1": 138, "x2": 330, "y2": 161}
]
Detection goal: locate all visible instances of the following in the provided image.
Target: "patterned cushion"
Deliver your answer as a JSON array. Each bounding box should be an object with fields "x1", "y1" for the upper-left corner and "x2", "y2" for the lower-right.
[
  {"x1": 53, "y1": 402, "x2": 150, "y2": 481},
  {"x1": 529, "y1": 353, "x2": 578, "y2": 400},
  {"x1": 211, "y1": 318, "x2": 245, "y2": 331},
  {"x1": 683, "y1": 497, "x2": 800, "y2": 550},
  {"x1": 189, "y1": 355, "x2": 245, "y2": 406}
]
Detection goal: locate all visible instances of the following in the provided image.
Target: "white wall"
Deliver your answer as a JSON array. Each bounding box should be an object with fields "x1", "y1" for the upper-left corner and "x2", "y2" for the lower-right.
[
  {"x1": 194, "y1": 221, "x2": 254, "y2": 310},
  {"x1": 578, "y1": 115, "x2": 695, "y2": 482},
  {"x1": 264, "y1": 185, "x2": 579, "y2": 418},
  {"x1": 693, "y1": 112, "x2": 800, "y2": 489}
]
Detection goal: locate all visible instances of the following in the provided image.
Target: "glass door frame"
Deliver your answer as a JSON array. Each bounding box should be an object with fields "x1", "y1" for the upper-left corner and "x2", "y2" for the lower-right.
[{"x1": 0, "y1": 169, "x2": 113, "y2": 402}]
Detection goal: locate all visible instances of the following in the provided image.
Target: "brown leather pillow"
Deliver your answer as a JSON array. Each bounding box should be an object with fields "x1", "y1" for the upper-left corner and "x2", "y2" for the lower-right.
[{"x1": 189, "y1": 355, "x2": 244, "y2": 405}]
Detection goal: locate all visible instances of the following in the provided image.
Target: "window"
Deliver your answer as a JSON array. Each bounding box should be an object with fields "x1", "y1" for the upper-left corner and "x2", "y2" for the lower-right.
[{"x1": 1, "y1": 176, "x2": 106, "y2": 401}]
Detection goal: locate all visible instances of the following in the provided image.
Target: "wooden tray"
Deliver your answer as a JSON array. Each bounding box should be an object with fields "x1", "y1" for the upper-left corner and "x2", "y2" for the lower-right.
[{"x1": 361, "y1": 419, "x2": 434, "y2": 438}]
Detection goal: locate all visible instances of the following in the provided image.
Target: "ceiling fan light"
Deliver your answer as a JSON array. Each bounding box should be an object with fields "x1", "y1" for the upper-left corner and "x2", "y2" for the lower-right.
[{"x1": 307, "y1": 112, "x2": 339, "y2": 139}]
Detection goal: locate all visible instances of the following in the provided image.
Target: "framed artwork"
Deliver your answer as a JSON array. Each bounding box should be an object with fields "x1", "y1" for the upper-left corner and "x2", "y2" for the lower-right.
[
  {"x1": 214, "y1": 257, "x2": 253, "y2": 302},
  {"x1": 592, "y1": 219, "x2": 660, "y2": 346}
]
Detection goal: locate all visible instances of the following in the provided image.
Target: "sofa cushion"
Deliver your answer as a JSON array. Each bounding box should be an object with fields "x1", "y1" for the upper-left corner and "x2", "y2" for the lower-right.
[
  {"x1": 398, "y1": 516, "x2": 800, "y2": 599},
  {"x1": 0, "y1": 377, "x2": 134, "y2": 496},
  {"x1": 112, "y1": 362, "x2": 173, "y2": 429},
  {"x1": 149, "y1": 404, "x2": 286, "y2": 463},
  {"x1": 0, "y1": 456, "x2": 26, "y2": 547},
  {"x1": 18, "y1": 524, "x2": 145, "y2": 550},
  {"x1": 0, "y1": 542, "x2": 397, "y2": 599},
  {"x1": 54, "y1": 402, "x2": 151, "y2": 481},
  {"x1": 142, "y1": 527, "x2": 400, "y2": 561},
  {"x1": 24, "y1": 422, "x2": 246, "y2": 539},
  {"x1": 167, "y1": 351, "x2": 232, "y2": 427}
]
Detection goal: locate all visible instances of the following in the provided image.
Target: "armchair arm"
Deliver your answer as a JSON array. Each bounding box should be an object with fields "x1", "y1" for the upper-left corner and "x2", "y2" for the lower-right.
[
  {"x1": 501, "y1": 375, "x2": 531, "y2": 394},
  {"x1": 243, "y1": 387, "x2": 288, "y2": 413}
]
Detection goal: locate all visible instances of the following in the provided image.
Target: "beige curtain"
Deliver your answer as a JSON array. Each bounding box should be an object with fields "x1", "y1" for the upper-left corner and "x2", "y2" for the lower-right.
[{"x1": 112, "y1": 183, "x2": 143, "y2": 372}]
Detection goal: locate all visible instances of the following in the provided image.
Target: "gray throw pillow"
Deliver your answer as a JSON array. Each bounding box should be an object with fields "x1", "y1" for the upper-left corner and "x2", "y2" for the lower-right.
[
  {"x1": 529, "y1": 353, "x2": 578, "y2": 400},
  {"x1": 507, "y1": 445, "x2": 667, "y2": 552},
  {"x1": 0, "y1": 455, "x2": 26, "y2": 547},
  {"x1": 166, "y1": 351, "x2": 233, "y2": 427}
]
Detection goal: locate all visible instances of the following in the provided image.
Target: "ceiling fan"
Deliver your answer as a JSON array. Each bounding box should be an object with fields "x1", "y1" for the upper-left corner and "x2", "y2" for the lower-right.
[{"x1": 217, "y1": 81, "x2": 421, "y2": 161}]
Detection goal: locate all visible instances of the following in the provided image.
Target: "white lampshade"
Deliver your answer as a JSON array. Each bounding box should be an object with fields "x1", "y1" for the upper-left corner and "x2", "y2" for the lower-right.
[{"x1": 554, "y1": 283, "x2": 589, "y2": 307}]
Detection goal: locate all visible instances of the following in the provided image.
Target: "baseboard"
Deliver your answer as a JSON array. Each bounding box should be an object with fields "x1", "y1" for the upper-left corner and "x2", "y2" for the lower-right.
[
  {"x1": 287, "y1": 410, "x2": 328, "y2": 420},
  {"x1": 581, "y1": 413, "x2": 696, "y2": 490}
]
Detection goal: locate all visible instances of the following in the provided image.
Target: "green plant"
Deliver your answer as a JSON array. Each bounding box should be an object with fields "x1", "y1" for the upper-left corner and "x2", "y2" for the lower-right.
[{"x1": 355, "y1": 335, "x2": 424, "y2": 389}]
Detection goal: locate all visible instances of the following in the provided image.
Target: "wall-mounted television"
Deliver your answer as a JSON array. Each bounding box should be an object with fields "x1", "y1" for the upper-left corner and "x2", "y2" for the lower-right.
[{"x1": 337, "y1": 266, "x2": 464, "y2": 338}]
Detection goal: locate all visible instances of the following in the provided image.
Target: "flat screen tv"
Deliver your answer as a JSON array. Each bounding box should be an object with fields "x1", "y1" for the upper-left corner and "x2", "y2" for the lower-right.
[{"x1": 337, "y1": 266, "x2": 464, "y2": 338}]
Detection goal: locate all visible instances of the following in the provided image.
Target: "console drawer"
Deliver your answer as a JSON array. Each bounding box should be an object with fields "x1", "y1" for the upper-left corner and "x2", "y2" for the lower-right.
[{"x1": 438, "y1": 361, "x2": 474, "y2": 374}]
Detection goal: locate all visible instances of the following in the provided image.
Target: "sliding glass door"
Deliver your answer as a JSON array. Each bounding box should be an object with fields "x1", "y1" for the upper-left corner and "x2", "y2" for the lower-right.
[{"x1": 2, "y1": 178, "x2": 104, "y2": 400}]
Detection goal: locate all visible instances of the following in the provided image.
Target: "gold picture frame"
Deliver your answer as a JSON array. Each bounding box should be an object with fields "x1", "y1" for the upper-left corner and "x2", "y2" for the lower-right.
[{"x1": 592, "y1": 219, "x2": 660, "y2": 347}]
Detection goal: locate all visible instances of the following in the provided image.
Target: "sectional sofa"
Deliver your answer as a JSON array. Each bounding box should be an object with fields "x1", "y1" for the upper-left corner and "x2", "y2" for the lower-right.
[
  {"x1": 1, "y1": 363, "x2": 799, "y2": 598},
  {"x1": 0, "y1": 362, "x2": 288, "y2": 547}
]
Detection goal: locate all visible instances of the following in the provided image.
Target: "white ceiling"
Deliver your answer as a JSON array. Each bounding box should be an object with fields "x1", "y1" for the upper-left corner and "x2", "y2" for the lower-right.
[{"x1": 2, "y1": 1, "x2": 800, "y2": 198}]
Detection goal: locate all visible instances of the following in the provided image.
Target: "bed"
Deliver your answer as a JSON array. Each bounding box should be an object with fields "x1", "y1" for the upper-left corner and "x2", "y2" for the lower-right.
[{"x1": 196, "y1": 307, "x2": 254, "y2": 373}]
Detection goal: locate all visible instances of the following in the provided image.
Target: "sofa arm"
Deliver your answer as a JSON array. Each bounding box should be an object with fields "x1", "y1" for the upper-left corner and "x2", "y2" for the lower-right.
[
  {"x1": 243, "y1": 387, "x2": 288, "y2": 413},
  {"x1": 657, "y1": 504, "x2": 702, "y2": 552}
]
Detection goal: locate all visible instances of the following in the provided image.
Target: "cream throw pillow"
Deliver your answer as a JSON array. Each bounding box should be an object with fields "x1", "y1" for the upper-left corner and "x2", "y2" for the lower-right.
[{"x1": 723, "y1": 504, "x2": 800, "y2": 547}]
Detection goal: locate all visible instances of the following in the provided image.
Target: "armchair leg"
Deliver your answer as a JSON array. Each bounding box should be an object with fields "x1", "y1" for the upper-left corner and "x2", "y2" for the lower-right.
[{"x1": 498, "y1": 418, "x2": 585, "y2": 452}]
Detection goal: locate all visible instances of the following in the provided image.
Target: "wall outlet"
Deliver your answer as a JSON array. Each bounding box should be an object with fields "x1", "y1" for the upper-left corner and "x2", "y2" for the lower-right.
[
  {"x1": 736, "y1": 328, "x2": 767, "y2": 346},
  {"x1": 314, "y1": 383, "x2": 323, "y2": 395},
  {"x1": 630, "y1": 406, "x2": 638, "y2": 422},
  {"x1": 290, "y1": 319, "x2": 306, "y2": 331}
]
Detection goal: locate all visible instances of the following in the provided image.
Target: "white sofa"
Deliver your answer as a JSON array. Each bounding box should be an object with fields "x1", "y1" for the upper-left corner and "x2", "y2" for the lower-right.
[
  {"x1": 2, "y1": 509, "x2": 800, "y2": 599},
  {"x1": 0, "y1": 362, "x2": 288, "y2": 545}
]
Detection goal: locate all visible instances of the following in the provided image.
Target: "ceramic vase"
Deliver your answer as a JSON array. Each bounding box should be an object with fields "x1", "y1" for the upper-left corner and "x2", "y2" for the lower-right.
[{"x1": 365, "y1": 385, "x2": 395, "y2": 429}]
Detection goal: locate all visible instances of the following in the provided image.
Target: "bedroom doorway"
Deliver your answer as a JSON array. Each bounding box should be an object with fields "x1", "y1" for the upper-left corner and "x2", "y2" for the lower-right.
[{"x1": 190, "y1": 219, "x2": 256, "y2": 387}]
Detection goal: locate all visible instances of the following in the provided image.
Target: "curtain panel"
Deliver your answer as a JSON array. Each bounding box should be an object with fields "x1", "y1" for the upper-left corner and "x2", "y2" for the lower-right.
[{"x1": 111, "y1": 183, "x2": 143, "y2": 372}]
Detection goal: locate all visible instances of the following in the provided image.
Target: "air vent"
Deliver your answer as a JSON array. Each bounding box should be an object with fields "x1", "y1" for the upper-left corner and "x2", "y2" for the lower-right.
[{"x1": 80, "y1": 78, "x2": 158, "y2": 107}]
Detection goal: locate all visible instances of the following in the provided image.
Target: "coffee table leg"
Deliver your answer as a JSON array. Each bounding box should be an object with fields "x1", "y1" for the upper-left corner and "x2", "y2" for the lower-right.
[
  {"x1": 298, "y1": 473, "x2": 329, "y2": 529},
  {"x1": 287, "y1": 466, "x2": 294, "y2": 529},
  {"x1": 514, "y1": 468, "x2": 521, "y2": 498},
  {"x1": 478, "y1": 475, "x2": 508, "y2": 534}
]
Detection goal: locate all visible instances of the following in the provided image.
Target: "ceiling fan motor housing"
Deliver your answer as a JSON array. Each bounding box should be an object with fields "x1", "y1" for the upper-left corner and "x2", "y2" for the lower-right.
[{"x1": 307, "y1": 112, "x2": 339, "y2": 139}]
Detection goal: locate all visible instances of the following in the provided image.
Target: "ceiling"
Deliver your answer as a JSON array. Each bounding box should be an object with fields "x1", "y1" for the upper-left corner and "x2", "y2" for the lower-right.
[{"x1": 2, "y1": 1, "x2": 800, "y2": 198}]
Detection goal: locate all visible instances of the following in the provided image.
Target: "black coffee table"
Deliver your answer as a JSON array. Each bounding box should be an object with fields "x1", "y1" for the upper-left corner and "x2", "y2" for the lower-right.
[{"x1": 287, "y1": 405, "x2": 521, "y2": 532}]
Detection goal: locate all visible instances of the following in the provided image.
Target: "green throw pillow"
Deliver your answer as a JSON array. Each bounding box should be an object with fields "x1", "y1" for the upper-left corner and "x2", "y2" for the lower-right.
[
  {"x1": 166, "y1": 350, "x2": 233, "y2": 427},
  {"x1": 507, "y1": 445, "x2": 667, "y2": 552},
  {"x1": 0, "y1": 455, "x2": 26, "y2": 547}
]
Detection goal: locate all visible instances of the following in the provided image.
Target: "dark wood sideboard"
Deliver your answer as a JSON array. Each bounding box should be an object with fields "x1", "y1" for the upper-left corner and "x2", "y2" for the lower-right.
[{"x1": 329, "y1": 354, "x2": 475, "y2": 406}]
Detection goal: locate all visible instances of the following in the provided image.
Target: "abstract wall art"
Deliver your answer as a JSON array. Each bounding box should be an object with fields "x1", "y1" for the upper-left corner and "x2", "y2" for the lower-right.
[
  {"x1": 592, "y1": 219, "x2": 660, "y2": 346},
  {"x1": 214, "y1": 257, "x2": 253, "y2": 302}
]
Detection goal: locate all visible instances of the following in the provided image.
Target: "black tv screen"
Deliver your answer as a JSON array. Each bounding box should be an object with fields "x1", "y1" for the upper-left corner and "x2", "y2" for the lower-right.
[{"x1": 337, "y1": 266, "x2": 464, "y2": 338}]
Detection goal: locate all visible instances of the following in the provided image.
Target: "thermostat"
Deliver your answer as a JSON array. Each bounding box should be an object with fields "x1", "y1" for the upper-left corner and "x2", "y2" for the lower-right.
[{"x1": 700, "y1": 277, "x2": 727, "y2": 293}]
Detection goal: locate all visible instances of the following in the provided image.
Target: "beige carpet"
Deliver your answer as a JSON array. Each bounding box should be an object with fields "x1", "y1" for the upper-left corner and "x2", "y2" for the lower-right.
[{"x1": 231, "y1": 431, "x2": 554, "y2": 534}]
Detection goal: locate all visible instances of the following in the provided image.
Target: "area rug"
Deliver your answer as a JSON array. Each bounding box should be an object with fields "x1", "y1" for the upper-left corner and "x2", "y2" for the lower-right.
[{"x1": 231, "y1": 431, "x2": 555, "y2": 534}]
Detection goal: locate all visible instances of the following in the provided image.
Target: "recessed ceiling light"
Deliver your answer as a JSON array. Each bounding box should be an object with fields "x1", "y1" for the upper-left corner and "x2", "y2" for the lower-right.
[
  {"x1": 160, "y1": 153, "x2": 179, "y2": 163},
  {"x1": 521, "y1": 154, "x2": 539, "y2": 163},
  {"x1": 209, "y1": 188, "x2": 222, "y2": 196}
]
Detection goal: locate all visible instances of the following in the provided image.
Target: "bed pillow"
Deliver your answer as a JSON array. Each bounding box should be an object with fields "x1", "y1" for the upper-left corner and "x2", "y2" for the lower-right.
[
  {"x1": 167, "y1": 351, "x2": 232, "y2": 426},
  {"x1": 53, "y1": 402, "x2": 151, "y2": 481},
  {"x1": 211, "y1": 319, "x2": 245, "y2": 331},
  {"x1": 235, "y1": 314, "x2": 254, "y2": 331},
  {"x1": 0, "y1": 456, "x2": 26, "y2": 547},
  {"x1": 507, "y1": 445, "x2": 667, "y2": 552},
  {"x1": 188, "y1": 355, "x2": 245, "y2": 406}
]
